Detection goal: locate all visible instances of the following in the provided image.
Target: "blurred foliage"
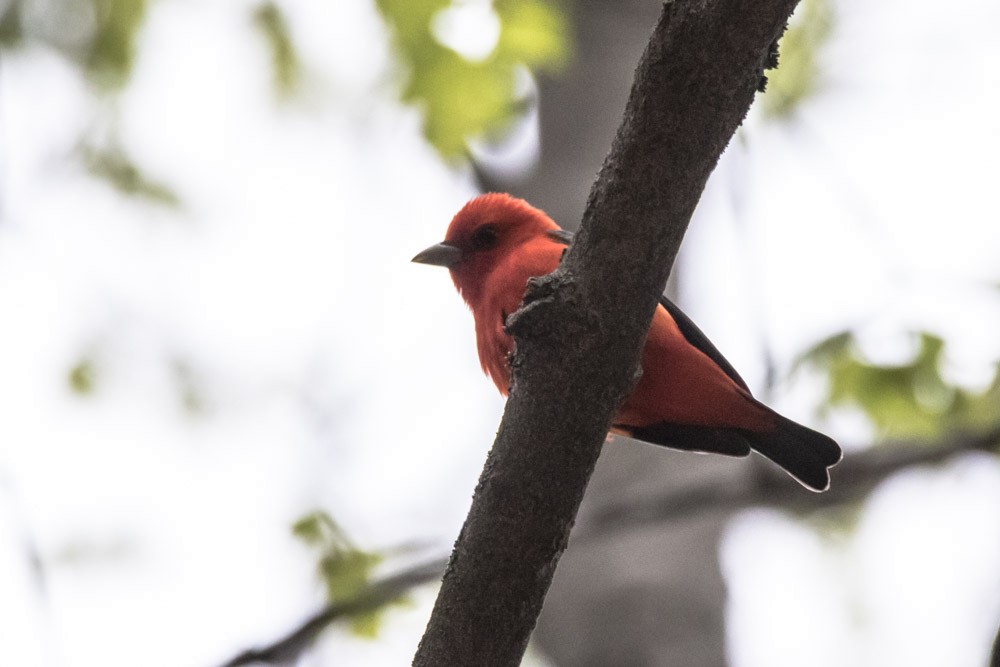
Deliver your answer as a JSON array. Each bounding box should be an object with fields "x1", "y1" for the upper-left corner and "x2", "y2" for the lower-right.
[
  {"x1": 795, "y1": 330, "x2": 1000, "y2": 440},
  {"x1": 0, "y1": 0, "x2": 148, "y2": 88},
  {"x1": 0, "y1": 1, "x2": 23, "y2": 47},
  {"x1": 86, "y1": 0, "x2": 148, "y2": 89},
  {"x1": 2, "y1": 0, "x2": 175, "y2": 201},
  {"x1": 761, "y1": 0, "x2": 832, "y2": 118},
  {"x1": 2, "y1": 0, "x2": 572, "y2": 192},
  {"x1": 293, "y1": 510, "x2": 400, "y2": 638},
  {"x1": 68, "y1": 357, "x2": 97, "y2": 395},
  {"x1": 376, "y1": 0, "x2": 568, "y2": 157},
  {"x1": 808, "y1": 501, "x2": 866, "y2": 540},
  {"x1": 172, "y1": 360, "x2": 208, "y2": 415},
  {"x1": 252, "y1": 1, "x2": 301, "y2": 99},
  {"x1": 79, "y1": 142, "x2": 180, "y2": 206},
  {"x1": 52, "y1": 534, "x2": 136, "y2": 565}
]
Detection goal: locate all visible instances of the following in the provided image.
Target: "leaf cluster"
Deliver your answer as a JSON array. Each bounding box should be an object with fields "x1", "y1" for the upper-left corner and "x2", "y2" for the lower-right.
[
  {"x1": 376, "y1": 0, "x2": 568, "y2": 157},
  {"x1": 795, "y1": 330, "x2": 1000, "y2": 441},
  {"x1": 292, "y1": 510, "x2": 397, "y2": 638}
]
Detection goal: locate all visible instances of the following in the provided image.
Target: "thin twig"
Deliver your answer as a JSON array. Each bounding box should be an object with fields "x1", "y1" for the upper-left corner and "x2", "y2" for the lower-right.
[{"x1": 219, "y1": 557, "x2": 447, "y2": 667}]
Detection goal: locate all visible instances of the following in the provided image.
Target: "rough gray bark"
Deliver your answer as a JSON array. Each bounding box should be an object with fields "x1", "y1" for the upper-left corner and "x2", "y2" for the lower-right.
[
  {"x1": 478, "y1": 1, "x2": 728, "y2": 664},
  {"x1": 412, "y1": 2, "x2": 800, "y2": 666}
]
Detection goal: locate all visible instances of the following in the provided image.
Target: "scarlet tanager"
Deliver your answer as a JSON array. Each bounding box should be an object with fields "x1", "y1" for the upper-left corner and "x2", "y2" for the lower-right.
[{"x1": 413, "y1": 193, "x2": 841, "y2": 491}]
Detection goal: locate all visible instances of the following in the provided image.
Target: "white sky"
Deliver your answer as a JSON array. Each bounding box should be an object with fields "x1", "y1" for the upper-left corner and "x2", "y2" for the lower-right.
[{"x1": 0, "y1": 0, "x2": 998, "y2": 666}]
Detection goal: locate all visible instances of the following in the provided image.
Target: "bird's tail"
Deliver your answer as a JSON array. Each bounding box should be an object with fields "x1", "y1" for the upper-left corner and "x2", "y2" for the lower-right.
[
  {"x1": 743, "y1": 414, "x2": 842, "y2": 492},
  {"x1": 625, "y1": 422, "x2": 753, "y2": 458},
  {"x1": 625, "y1": 414, "x2": 841, "y2": 492}
]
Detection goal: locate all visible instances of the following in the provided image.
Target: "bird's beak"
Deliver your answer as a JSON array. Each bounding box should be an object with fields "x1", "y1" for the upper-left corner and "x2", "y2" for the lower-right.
[{"x1": 411, "y1": 242, "x2": 463, "y2": 267}]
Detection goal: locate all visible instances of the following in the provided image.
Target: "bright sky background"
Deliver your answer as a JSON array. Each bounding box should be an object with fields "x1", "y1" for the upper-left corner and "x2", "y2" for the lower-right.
[{"x1": 0, "y1": 0, "x2": 998, "y2": 666}]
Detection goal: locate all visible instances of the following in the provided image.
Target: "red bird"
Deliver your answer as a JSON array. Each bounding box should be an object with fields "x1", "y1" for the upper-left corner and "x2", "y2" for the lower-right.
[{"x1": 413, "y1": 193, "x2": 841, "y2": 490}]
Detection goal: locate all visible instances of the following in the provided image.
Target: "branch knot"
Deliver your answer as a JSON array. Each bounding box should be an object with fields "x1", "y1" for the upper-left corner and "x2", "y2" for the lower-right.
[{"x1": 504, "y1": 271, "x2": 575, "y2": 339}]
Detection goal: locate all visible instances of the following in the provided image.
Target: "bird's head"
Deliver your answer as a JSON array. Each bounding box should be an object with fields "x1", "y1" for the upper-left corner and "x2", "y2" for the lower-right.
[{"x1": 412, "y1": 193, "x2": 566, "y2": 303}]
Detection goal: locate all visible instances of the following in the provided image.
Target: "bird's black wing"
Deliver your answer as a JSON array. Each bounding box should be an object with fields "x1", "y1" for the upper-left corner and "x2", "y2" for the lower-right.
[
  {"x1": 548, "y1": 228, "x2": 840, "y2": 489},
  {"x1": 545, "y1": 227, "x2": 750, "y2": 393},
  {"x1": 658, "y1": 296, "x2": 750, "y2": 393}
]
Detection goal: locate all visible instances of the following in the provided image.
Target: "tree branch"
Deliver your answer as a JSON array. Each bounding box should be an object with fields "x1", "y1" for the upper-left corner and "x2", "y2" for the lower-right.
[
  {"x1": 412, "y1": 1, "x2": 801, "y2": 665},
  {"x1": 219, "y1": 558, "x2": 447, "y2": 667},
  {"x1": 579, "y1": 428, "x2": 1000, "y2": 539}
]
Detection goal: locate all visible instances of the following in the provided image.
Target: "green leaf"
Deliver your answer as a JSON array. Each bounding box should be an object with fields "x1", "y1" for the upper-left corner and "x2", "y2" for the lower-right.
[
  {"x1": 376, "y1": 0, "x2": 449, "y2": 48},
  {"x1": 252, "y1": 1, "x2": 301, "y2": 99},
  {"x1": 69, "y1": 358, "x2": 97, "y2": 395},
  {"x1": 291, "y1": 510, "x2": 339, "y2": 546},
  {"x1": 494, "y1": 0, "x2": 568, "y2": 70},
  {"x1": 80, "y1": 143, "x2": 180, "y2": 207},
  {"x1": 86, "y1": 0, "x2": 148, "y2": 89},
  {"x1": 761, "y1": 0, "x2": 832, "y2": 118},
  {"x1": 796, "y1": 330, "x2": 1000, "y2": 441},
  {"x1": 790, "y1": 329, "x2": 852, "y2": 374},
  {"x1": 949, "y1": 366, "x2": 1000, "y2": 433},
  {"x1": 348, "y1": 611, "x2": 384, "y2": 639},
  {"x1": 406, "y1": 47, "x2": 517, "y2": 156},
  {"x1": 292, "y1": 510, "x2": 403, "y2": 638},
  {"x1": 319, "y1": 549, "x2": 381, "y2": 600}
]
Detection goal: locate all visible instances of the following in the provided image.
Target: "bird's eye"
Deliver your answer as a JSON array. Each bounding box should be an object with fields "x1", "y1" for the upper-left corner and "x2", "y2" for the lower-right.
[{"x1": 470, "y1": 225, "x2": 498, "y2": 250}]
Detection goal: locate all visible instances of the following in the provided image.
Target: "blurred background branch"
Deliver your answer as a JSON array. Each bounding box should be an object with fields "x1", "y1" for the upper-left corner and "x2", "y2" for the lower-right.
[{"x1": 583, "y1": 426, "x2": 1000, "y2": 540}]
